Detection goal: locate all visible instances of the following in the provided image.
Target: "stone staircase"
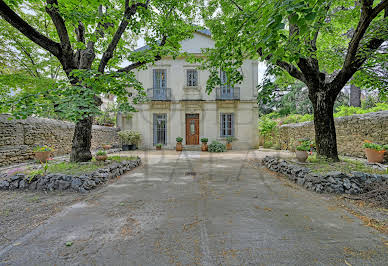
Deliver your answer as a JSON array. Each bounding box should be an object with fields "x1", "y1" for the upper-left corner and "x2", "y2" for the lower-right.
[{"x1": 183, "y1": 145, "x2": 201, "y2": 151}]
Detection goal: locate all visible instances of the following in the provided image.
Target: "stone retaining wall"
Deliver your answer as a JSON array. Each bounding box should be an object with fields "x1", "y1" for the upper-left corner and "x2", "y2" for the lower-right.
[
  {"x1": 0, "y1": 115, "x2": 120, "y2": 166},
  {"x1": 279, "y1": 111, "x2": 388, "y2": 159}
]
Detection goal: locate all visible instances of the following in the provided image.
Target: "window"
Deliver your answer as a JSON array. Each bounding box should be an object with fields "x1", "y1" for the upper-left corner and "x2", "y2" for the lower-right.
[
  {"x1": 153, "y1": 114, "x2": 167, "y2": 145},
  {"x1": 186, "y1": 69, "x2": 198, "y2": 87},
  {"x1": 153, "y1": 69, "x2": 167, "y2": 88},
  {"x1": 220, "y1": 113, "x2": 234, "y2": 137},
  {"x1": 220, "y1": 70, "x2": 231, "y2": 95}
]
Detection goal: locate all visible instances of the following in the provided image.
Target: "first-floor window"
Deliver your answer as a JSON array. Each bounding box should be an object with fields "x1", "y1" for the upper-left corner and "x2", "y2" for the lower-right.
[
  {"x1": 187, "y1": 69, "x2": 198, "y2": 87},
  {"x1": 153, "y1": 114, "x2": 167, "y2": 145},
  {"x1": 220, "y1": 113, "x2": 234, "y2": 137}
]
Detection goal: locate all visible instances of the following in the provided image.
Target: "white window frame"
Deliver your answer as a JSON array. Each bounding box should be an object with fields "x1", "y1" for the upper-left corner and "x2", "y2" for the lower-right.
[{"x1": 220, "y1": 113, "x2": 234, "y2": 137}]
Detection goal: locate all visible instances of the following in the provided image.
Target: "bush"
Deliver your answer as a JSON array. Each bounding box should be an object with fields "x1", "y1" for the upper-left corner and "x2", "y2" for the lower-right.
[
  {"x1": 118, "y1": 130, "x2": 141, "y2": 145},
  {"x1": 258, "y1": 116, "x2": 278, "y2": 139},
  {"x1": 208, "y1": 141, "x2": 226, "y2": 152},
  {"x1": 263, "y1": 141, "x2": 273, "y2": 148}
]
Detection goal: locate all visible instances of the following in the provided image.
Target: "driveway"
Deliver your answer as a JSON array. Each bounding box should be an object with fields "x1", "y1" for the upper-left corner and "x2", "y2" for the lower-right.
[{"x1": 0, "y1": 150, "x2": 387, "y2": 265}]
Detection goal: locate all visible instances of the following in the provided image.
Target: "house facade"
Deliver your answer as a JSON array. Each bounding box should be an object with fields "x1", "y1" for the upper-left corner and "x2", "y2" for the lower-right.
[{"x1": 117, "y1": 30, "x2": 259, "y2": 150}]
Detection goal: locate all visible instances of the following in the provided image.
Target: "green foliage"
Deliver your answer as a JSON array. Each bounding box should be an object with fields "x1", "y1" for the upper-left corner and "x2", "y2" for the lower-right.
[
  {"x1": 96, "y1": 150, "x2": 107, "y2": 156},
  {"x1": 296, "y1": 139, "x2": 313, "y2": 151},
  {"x1": 156, "y1": 143, "x2": 163, "y2": 148},
  {"x1": 33, "y1": 145, "x2": 53, "y2": 152},
  {"x1": 282, "y1": 114, "x2": 314, "y2": 124},
  {"x1": 263, "y1": 141, "x2": 273, "y2": 149},
  {"x1": 176, "y1": 137, "x2": 183, "y2": 143},
  {"x1": 107, "y1": 156, "x2": 137, "y2": 162},
  {"x1": 118, "y1": 130, "x2": 141, "y2": 145},
  {"x1": 363, "y1": 141, "x2": 388, "y2": 152},
  {"x1": 258, "y1": 116, "x2": 278, "y2": 138},
  {"x1": 200, "y1": 137, "x2": 208, "y2": 143},
  {"x1": 208, "y1": 141, "x2": 226, "y2": 152},
  {"x1": 225, "y1": 136, "x2": 235, "y2": 143},
  {"x1": 27, "y1": 169, "x2": 44, "y2": 183}
]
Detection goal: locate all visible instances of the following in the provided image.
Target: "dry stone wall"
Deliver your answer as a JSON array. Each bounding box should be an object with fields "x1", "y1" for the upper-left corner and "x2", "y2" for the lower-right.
[
  {"x1": 279, "y1": 111, "x2": 388, "y2": 159},
  {"x1": 0, "y1": 114, "x2": 120, "y2": 166}
]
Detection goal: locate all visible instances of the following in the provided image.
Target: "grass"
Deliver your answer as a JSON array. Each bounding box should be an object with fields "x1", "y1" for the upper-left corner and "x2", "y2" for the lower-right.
[
  {"x1": 304, "y1": 154, "x2": 386, "y2": 175},
  {"x1": 107, "y1": 156, "x2": 138, "y2": 162}
]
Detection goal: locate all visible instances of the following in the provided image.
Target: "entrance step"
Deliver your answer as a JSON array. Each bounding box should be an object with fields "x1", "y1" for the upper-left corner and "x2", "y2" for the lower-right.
[{"x1": 183, "y1": 145, "x2": 201, "y2": 151}]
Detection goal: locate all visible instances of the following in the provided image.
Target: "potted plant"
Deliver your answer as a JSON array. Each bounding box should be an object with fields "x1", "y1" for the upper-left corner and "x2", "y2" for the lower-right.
[
  {"x1": 176, "y1": 137, "x2": 183, "y2": 151},
  {"x1": 225, "y1": 136, "x2": 235, "y2": 150},
  {"x1": 295, "y1": 140, "x2": 311, "y2": 162},
  {"x1": 156, "y1": 143, "x2": 163, "y2": 150},
  {"x1": 118, "y1": 131, "x2": 131, "y2": 151},
  {"x1": 33, "y1": 145, "x2": 53, "y2": 163},
  {"x1": 201, "y1": 138, "x2": 208, "y2": 151},
  {"x1": 128, "y1": 131, "x2": 141, "y2": 150},
  {"x1": 363, "y1": 140, "x2": 387, "y2": 163},
  {"x1": 102, "y1": 144, "x2": 112, "y2": 150},
  {"x1": 95, "y1": 150, "x2": 108, "y2": 161}
]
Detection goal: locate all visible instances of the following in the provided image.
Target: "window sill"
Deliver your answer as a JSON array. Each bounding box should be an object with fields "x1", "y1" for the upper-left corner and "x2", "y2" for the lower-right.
[{"x1": 183, "y1": 86, "x2": 200, "y2": 90}]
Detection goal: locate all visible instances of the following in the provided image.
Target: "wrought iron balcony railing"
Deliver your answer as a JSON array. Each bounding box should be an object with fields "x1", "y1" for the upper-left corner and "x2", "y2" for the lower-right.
[
  {"x1": 216, "y1": 87, "x2": 240, "y2": 100},
  {"x1": 147, "y1": 88, "x2": 171, "y2": 101}
]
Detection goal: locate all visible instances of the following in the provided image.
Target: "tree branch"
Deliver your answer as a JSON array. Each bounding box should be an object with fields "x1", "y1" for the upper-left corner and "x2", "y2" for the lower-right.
[
  {"x1": 276, "y1": 60, "x2": 307, "y2": 84},
  {"x1": 75, "y1": 21, "x2": 85, "y2": 44},
  {"x1": 117, "y1": 35, "x2": 167, "y2": 73},
  {"x1": 98, "y1": 1, "x2": 149, "y2": 73},
  {"x1": 45, "y1": 0, "x2": 71, "y2": 50},
  {"x1": 330, "y1": 0, "x2": 388, "y2": 93},
  {"x1": 229, "y1": 0, "x2": 243, "y2": 11},
  {"x1": 0, "y1": 0, "x2": 60, "y2": 56}
]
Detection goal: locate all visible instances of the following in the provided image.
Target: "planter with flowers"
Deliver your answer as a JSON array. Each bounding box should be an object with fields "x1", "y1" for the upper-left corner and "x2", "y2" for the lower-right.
[
  {"x1": 363, "y1": 140, "x2": 387, "y2": 163},
  {"x1": 33, "y1": 145, "x2": 53, "y2": 163},
  {"x1": 95, "y1": 150, "x2": 108, "y2": 161},
  {"x1": 225, "y1": 136, "x2": 236, "y2": 150},
  {"x1": 176, "y1": 137, "x2": 183, "y2": 151},
  {"x1": 156, "y1": 143, "x2": 163, "y2": 150},
  {"x1": 201, "y1": 138, "x2": 208, "y2": 151}
]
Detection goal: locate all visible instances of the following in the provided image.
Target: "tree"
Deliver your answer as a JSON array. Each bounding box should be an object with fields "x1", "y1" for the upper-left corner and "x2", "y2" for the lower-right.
[
  {"x1": 201, "y1": 0, "x2": 388, "y2": 161},
  {"x1": 0, "y1": 0, "x2": 198, "y2": 161}
]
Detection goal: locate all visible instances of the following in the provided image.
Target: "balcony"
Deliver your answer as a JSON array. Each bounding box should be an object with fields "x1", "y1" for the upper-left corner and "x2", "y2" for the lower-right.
[
  {"x1": 147, "y1": 88, "x2": 171, "y2": 101},
  {"x1": 216, "y1": 87, "x2": 240, "y2": 100}
]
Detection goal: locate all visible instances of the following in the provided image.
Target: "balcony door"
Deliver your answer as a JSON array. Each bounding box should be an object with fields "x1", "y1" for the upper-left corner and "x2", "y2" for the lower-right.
[
  {"x1": 220, "y1": 70, "x2": 232, "y2": 97},
  {"x1": 153, "y1": 69, "x2": 167, "y2": 99},
  {"x1": 185, "y1": 114, "x2": 199, "y2": 145}
]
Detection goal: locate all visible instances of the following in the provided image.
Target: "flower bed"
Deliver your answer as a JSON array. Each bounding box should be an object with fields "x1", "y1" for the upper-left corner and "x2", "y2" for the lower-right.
[
  {"x1": 0, "y1": 157, "x2": 141, "y2": 193},
  {"x1": 262, "y1": 156, "x2": 387, "y2": 194}
]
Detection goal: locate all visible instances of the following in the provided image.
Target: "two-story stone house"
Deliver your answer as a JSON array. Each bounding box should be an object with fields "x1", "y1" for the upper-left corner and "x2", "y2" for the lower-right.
[{"x1": 117, "y1": 30, "x2": 259, "y2": 150}]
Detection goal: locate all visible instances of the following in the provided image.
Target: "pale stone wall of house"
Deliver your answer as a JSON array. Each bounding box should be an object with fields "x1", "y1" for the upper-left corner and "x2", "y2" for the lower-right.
[
  {"x1": 279, "y1": 111, "x2": 388, "y2": 159},
  {"x1": 0, "y1": 114, "x2": 120, "y2": 166}
]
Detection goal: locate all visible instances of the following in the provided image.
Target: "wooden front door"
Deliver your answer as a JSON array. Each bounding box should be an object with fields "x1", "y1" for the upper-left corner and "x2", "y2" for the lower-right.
[{"x1": 186, "y1": 114, "x2": 199, "y2": 145}]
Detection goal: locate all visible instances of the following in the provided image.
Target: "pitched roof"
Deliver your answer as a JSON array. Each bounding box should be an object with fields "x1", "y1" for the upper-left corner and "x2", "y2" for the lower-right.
[{"x1": 134, "y1": 29, "x2": 211, "y2": 52}]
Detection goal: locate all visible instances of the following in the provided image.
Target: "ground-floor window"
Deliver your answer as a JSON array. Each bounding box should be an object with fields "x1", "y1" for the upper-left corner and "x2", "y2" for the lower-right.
[
  {"x1": 220, "y1": 113, "x2": 234, "y2": 137},
  {"x1": 153, "y1": 114, "x2": 167, "y2": 145}
]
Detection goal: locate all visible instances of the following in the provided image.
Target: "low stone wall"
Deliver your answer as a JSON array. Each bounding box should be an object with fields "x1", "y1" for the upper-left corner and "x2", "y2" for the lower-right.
[
  {"x1": 0, "y1": 158, "x2": 141, "y2": 192},
  {"x1": 279, "y1": 111, "x2": 388, "y2": 159},
  {"x1": 0, "y1": 115, "x2": 120, "y2": 166},
  {"x1": 262, "y1": 156, "x2": 387, "y2": 194}
]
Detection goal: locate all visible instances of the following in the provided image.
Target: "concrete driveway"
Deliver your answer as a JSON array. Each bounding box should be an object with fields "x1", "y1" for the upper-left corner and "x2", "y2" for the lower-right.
[{"x1": 0, "y1": 150, "x2": 387, "y2": 265}]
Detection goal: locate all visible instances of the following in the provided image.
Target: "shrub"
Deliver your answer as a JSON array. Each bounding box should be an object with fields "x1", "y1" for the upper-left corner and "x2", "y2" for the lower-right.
[
  {"x1": 176, "y1": 137, "x2": 183, "y2": 143},
  {"x1": 201, "y1": 137, "x2": 208, "y2": 143},
  {"x1": 258, "y1": 116, "x2": 278, "y2": 139},
  {"x1": 118, "y1": 130, "x2": 141, "y2": 145},
  {"x1": 96, "y1": 150, "x2": 107, "y2": 156},
  {"x1": 208, "y1": 141, "x2": 226, "y2": 152},
  {"x1": 263, "y1": 141, "x2": 273, "y2": 148},
  {"x1": 296, "y1": 139, "x2": 313, "y2": 151}
]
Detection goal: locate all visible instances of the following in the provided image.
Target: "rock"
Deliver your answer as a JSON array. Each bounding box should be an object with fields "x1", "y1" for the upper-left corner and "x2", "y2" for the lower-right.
[
  {"x1": 327, "y1": 176, "x2": 336, "y2": 184},
  {"x1": 0, "y1": 180, "x2": 9, "y2": 189},
  {"x1": 19, "y1": 179, "x2": 27, "y2": 189},
  {"x1": 296, "y1": 178, "x2": 305, "y2": 186},
  {"x1": 9, "y1": 180, "x2": 19, "y2": 189},
  {"x1": 343, "y1": 178, "x2": 351, "y2": 190},
  {"x1": 83, "y1": 179, "x2": 96, "y2": 190},
  {"x1": 58, "y1": 180, "x2": 70, "y2": 191},
  {"x1": 71, "y1": 178, "x2": 82, "y2": 190},
  {"x1": 326, "y1": 171, "x2": 347, "y2": 179}
]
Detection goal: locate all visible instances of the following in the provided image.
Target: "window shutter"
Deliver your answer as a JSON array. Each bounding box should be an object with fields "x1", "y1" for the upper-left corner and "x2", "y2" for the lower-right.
[
  {"x1": 162, "y1": 70, "x2": 167, "y2": 88},
  {"x1": 193, "y1": 70, "x2": 198, "y2": 86},
  {"x1": 231, "y1": 113, "x2": 235, "y2": 136},
  {"x1": 153, "y1": 114, "x2": 157, "y2": 145},
  {"x1": 220, "y1": 113, "x2": 223, "y2": 137}
]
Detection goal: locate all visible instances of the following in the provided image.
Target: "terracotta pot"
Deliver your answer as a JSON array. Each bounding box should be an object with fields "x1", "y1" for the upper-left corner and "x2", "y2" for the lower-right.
[
  {"x1": 226, "y1": 143, "x2": 232, "y2": 150},
  {"x1": 201, "y1": 143, "x2": 208, "y2": 151},
  {"x1": 365, "y1": 148, "x2": 385, "y2": 163},
  {"x1": 96, "y1": 155, "x2": 108, "y2": 161},
  {"x1": 102, "y1": 144, "x2": 112, "y2": 150},
  {"x1": 176, "y1": 142, "x2": 183, "y2": 151},
  {"x1": 295, "y1": 150, "x2": 308, "y2": 162},
  {"x1": 34, "y1": 151, "x2": 51, "y2": 163},
  {"x1": 156, "y1": 146, "x2": 161, "y2": 150}
]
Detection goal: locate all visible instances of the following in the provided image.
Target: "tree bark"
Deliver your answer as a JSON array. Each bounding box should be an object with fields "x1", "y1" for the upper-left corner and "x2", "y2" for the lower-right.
[
  {"x1": 349, "y1": 84, "x2": 361, "y2": 107},
  {"x1": 70, "y1": 116, "x2": 93, "y2": 162},
  {"x1": 310, "y1": 87, "x2": 339, "y2": 161}
]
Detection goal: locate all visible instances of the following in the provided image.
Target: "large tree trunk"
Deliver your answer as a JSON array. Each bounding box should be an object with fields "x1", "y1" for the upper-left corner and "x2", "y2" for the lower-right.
[
  {"x1": 349, "y1": 84, "x2": 361, "y2": 107},
  {"x1": 310, "y1": 88, "x2": 339, "y2": 161},
  {"x1": 70, "y1": 116, "x2": 93, "y2": 162}
]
